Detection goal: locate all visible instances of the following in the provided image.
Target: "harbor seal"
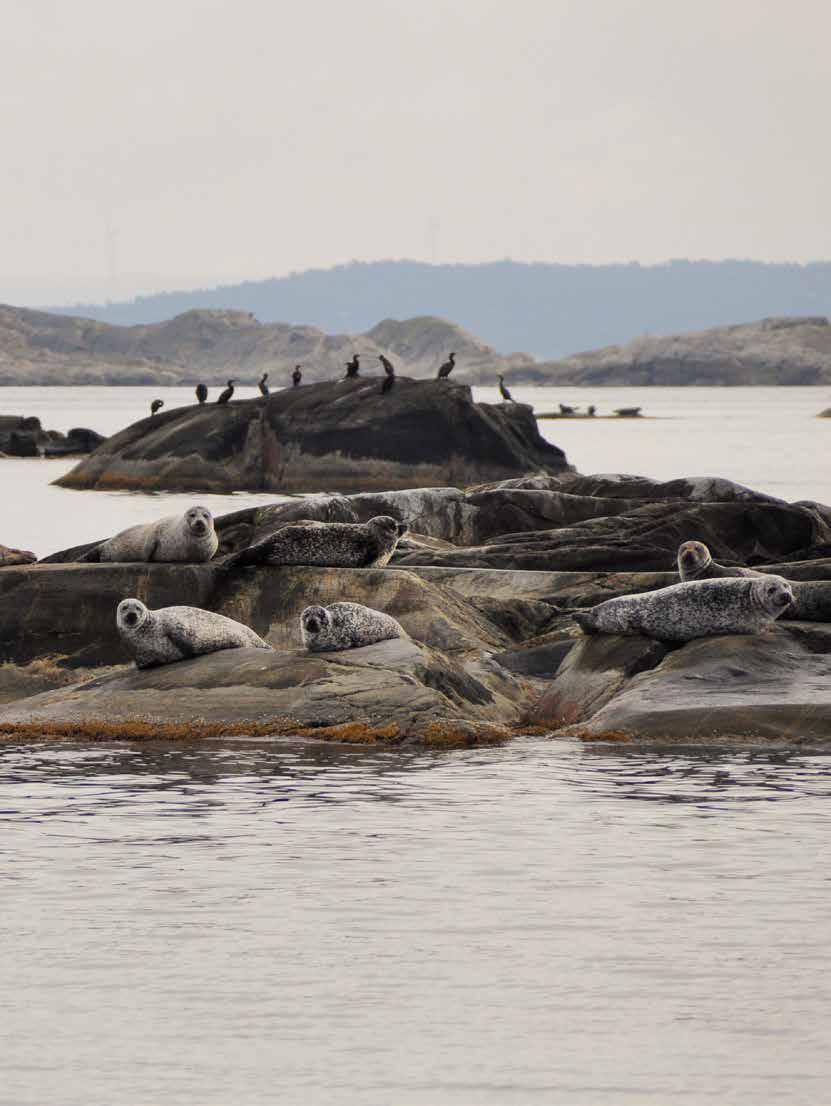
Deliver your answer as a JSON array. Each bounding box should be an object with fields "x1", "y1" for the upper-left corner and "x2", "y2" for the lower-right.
[
  {"x1": 301, "y1": 602, "x2": 405, "y2": 652},
  {"x1": 573, "y1": 575, "x2": 794, "y2": 644},
  {"x1": 224, "y1": 516, "x2": 406, "y2": 569},
  {"x1": 117, "y1": 598, "x2": 272, "y2": 668},
  {"x1": 677, "y1": 540, "x2": 758, "y2": 581},
  {"x1": 80, "y1": 506, "x2": 219, "y2": 563}
]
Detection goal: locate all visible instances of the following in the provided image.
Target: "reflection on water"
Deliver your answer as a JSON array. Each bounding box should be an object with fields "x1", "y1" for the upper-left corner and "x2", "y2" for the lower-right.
[{"x1": 3, "y1": 737, "x2": 831, "y2": 1106}]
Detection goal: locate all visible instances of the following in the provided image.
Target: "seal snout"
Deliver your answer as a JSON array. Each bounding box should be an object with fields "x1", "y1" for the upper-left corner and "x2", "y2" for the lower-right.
[{"x1": 124, "y1": 610, "x2": 140, "y2": 627}]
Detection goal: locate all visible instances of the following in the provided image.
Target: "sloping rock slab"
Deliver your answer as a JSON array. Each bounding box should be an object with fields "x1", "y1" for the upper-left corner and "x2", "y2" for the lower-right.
[
  {"x1": 0, "y1": 639, "x2": 522, "y2": 746},
  {"x1": 538, "y1": 624, "x2": 831, "y2": 744}
]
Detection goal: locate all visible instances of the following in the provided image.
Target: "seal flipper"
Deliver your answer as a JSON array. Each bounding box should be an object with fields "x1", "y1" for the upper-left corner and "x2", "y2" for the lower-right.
[
  {"x1": 573, "y1": 609, "x2": 599, "y2": 635},
  {"x1": 163, "y1": 626, "x2": 198, "y2": 661}
]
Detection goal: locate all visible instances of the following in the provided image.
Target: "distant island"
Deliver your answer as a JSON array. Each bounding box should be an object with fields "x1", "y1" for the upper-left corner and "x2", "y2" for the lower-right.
[
  {"x1": 3, "y1": 304, "x2": 831, "y2": 386},
  {"x1": 519, "y1": 316, "x2": 831, "y2": 386},
  {"x1": 47, "y1": 258, "x2": 831, "y2": 361}
]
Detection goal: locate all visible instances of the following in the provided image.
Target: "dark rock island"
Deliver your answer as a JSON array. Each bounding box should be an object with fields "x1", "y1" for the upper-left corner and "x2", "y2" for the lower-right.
[
  {"x1": 56, "y1": 379, "x2": 570, "y2": 494},
  {"x1": 0, "y1": 415, "x2": 104, "y2": 458}
]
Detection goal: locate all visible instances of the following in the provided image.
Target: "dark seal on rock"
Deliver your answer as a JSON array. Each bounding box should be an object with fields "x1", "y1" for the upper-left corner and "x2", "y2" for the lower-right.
[
  {"x1": 117, "y1": 598, "x2": 272, "y2": 669},
  {"x1": 81, "y1": 506, "x2": 218, "y2": 564},
  {"x1": 301, "y1": 602, "x2": 405, "y2": 652},
  {"x1": 573, "y1": 576, "x2": 794, "y2": 644},
  {"x1": 224, "y1": 515, "x2": 406, "y2": 569},
  {"x1": 677, "y1": 540, "x2": 758, "y2": 581}
]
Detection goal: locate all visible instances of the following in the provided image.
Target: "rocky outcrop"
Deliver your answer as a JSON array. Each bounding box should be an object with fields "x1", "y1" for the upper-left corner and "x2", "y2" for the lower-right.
[
  {"x1": 6, "y1": 471, "x2": 831, "y2": 747},
  {"x1": 54, "y1": 380, "x2": 570, "y2": 494},
  {"x1": 528, "y1": 316, "x2": 831, "y2": 385},
  {"x1": 0, "y1": 415, "x2": 104, "y2": 458},
  {"x1": 531, "y1": 624, "x2": 831, "y2": 744}
]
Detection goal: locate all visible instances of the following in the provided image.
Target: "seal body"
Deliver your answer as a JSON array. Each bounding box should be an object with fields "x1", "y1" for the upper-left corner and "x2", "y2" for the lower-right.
[
  {"x1": 117, "y1": 598, "x2": 272, "y2": 668},
  {"x1": 677, "y1": 540, "x2": 757, "y2": 581},
  {"x1": 574, "y1": 576, "x2": 794, "y2": 644},
  {"x1": 83, "y1": 507, "x2": 218, "y2": 564},
  {"x1": 226, "y1": 516, "x2": 405, "y2": 569},
  {"x1": 301, "y1": 602, "x2": 405, "y2": 652}
]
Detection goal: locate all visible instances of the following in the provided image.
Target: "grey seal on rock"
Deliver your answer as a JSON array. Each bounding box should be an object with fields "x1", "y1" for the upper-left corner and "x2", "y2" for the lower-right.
[
  {"x1": 301, "y1": 602, "x2": 405, "y2": 652},
  {"x1": 224, "y1": 516, "x2": 406, "y2": 569},
  {"x1": 80, "y1": 506, "x2": 218, "y2": 563},
  {"x1": 117, "y1": 598, "x2": 271, "y2": 668},
  {"x1": 677, "y1": 540, "x2": 758, "y2": 581},
  {"x1": 574, "y1": 575, "x2": 794, "y2": 644}
]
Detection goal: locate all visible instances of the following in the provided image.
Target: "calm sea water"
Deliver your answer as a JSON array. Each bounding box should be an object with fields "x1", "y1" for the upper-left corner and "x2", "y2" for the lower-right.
[{"x1": 2, "y1": 386, "x2": 831, "y2": 1104}]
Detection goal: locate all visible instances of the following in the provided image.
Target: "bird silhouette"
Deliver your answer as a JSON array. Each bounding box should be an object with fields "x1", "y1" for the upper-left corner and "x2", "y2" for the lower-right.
[
  {"x1": 498, "y1": 375, "x2": 514, "y2": 402},
  {"x1": 258, "y1": 372, "x2": 269, "y2": 397},
  {"x1": 437, "y1": 352, "x2": 456, "y2": 379},
  {"x1": 150, "y1": 398, "x2": 164, "y2": 416},
  {"x1": 217, "y1": 379, "x2": 238, "y2": 405},
  {"x1": 195, "y1": 383, "x2": 208, "y2": 404},
  {"x1": 379, "y1": 354, "x2": 395, "y2": 378},
  {"x1": 292, "y1": 365, "x2": 302, "y2": 387},
  {"x1": 345, "y1": 354, "x2": 360, "y2": 378}
]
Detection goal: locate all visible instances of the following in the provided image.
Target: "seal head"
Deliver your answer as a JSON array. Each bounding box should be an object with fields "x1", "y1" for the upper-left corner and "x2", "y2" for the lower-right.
[
  {"x1": 677, "y1": 540, "x2": 712, "y2": 579},
  {"x1": 117, "y1": 597, "x2": 150, "y2": 632},
  {"x1": 754, "y1": 575, "x2": 794, "y2": 617},
  {"x1": 185, "y1": 506, "x2": 213, "y2": 539}
]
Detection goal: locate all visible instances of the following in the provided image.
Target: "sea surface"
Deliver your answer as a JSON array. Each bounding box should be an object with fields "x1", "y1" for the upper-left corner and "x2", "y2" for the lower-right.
[{"x1": 2, "y1": 385, "x2": 831, "y2": 1105}]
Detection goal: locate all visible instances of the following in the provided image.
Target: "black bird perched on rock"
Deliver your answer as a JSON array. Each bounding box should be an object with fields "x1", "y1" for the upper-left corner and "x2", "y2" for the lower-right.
[
  {"x1": 292, "y1": 364, "x2": 302, "y2": 387},
  {"x1": 150, "y1": 398, "x2": 164, "y2": 416},
  {"x1": 345, "y1": 354, "x2": 360, "y2": 378},
  {"x1": 195, "y1": 383, "x2": 208, "y2": 404},
  {"x1": 217, "y1": 379, "x2": 238, "y2": 405},
  {"x1": 588, "y1": 404, "x2": 596, "y2": 417},
  {"x1": 437, "y1": 352, "x2": 456, "y2": 379},
  {"x1": 258, "y1": 372, "x2": 269, "y2": 397},
  {"x1": 379, "y1": 354, "x2": 395, "y2": 378},
  {"x1": 498, "y1": 375, "x2": 514, "y2": 402}
]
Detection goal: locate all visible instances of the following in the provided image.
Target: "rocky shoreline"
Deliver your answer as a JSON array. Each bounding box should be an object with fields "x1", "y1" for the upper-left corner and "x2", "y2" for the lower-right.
[{"x1": 1, "y1": 472, "x2": 830, "y2": 747}]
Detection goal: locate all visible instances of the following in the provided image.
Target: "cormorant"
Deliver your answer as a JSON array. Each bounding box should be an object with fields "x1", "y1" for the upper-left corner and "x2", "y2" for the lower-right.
[
  {"x1": 259, "y1": 372, "x2": 269, "y2": 397},
  {"x1": 345, "y1": 354, "x2": 360, "y2": 378},
  {"x1": 588, "y1": 404, "x2": 596, "y2": 417},
  {"x1": 217, "y1": 379, "x2": 238, "y2": 405},
  {"x1": 498, "y1": 374, "x2": 514, "y2": 402},
  {"x1": 195, "y1": 383, "x2": 208, "y2": 404},
  {"x1": 379, "y1": 354, "x2": 395, "y2": 378},
  {"x1": 150, "y1": 398, "x2": 164, "y2": 416},
  {"x1": 292, "y1": 365, "x2": 302, "y2": 387},
  {"x1": 437, "y1": 352, "x2": 456, "y2": 379}
]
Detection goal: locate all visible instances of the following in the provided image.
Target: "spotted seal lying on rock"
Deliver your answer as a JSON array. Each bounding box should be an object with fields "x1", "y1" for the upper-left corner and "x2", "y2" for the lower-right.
[
  {"x1": 117, "y1": 598, "x2": 271, "y2": 668},
  {"x1": 224, "y1": 516, "x2": 406, "y2": 569},
  {"x1": 677, "y1": 540, "x2": 758, "y2": 581},
  {"x1": 574, "y1": 576, "x2": 794, "y2": 644},
  {"x1": 80, "y1": 506, "x2": 218, "y2": 563},
  {"x1": 301, "y1": 602, "x2": 405, "y2": 652}
]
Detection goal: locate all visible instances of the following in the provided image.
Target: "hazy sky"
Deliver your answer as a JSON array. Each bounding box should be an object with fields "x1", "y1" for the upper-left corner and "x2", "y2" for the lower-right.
[{"x1": 3, "y1": 0, "x2": 830, "y2": 304}]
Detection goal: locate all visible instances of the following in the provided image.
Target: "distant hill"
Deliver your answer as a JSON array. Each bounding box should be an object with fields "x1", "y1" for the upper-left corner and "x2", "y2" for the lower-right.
[
  {"x1": 47, "y1": 259, "x2": 831, "y2": 359},
  {"x1": 522, "y1": 316, "x2": 831, "y2": 385},
  {"x1": 0, "y1": 305, "x2": 526, "y2": 386}
]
